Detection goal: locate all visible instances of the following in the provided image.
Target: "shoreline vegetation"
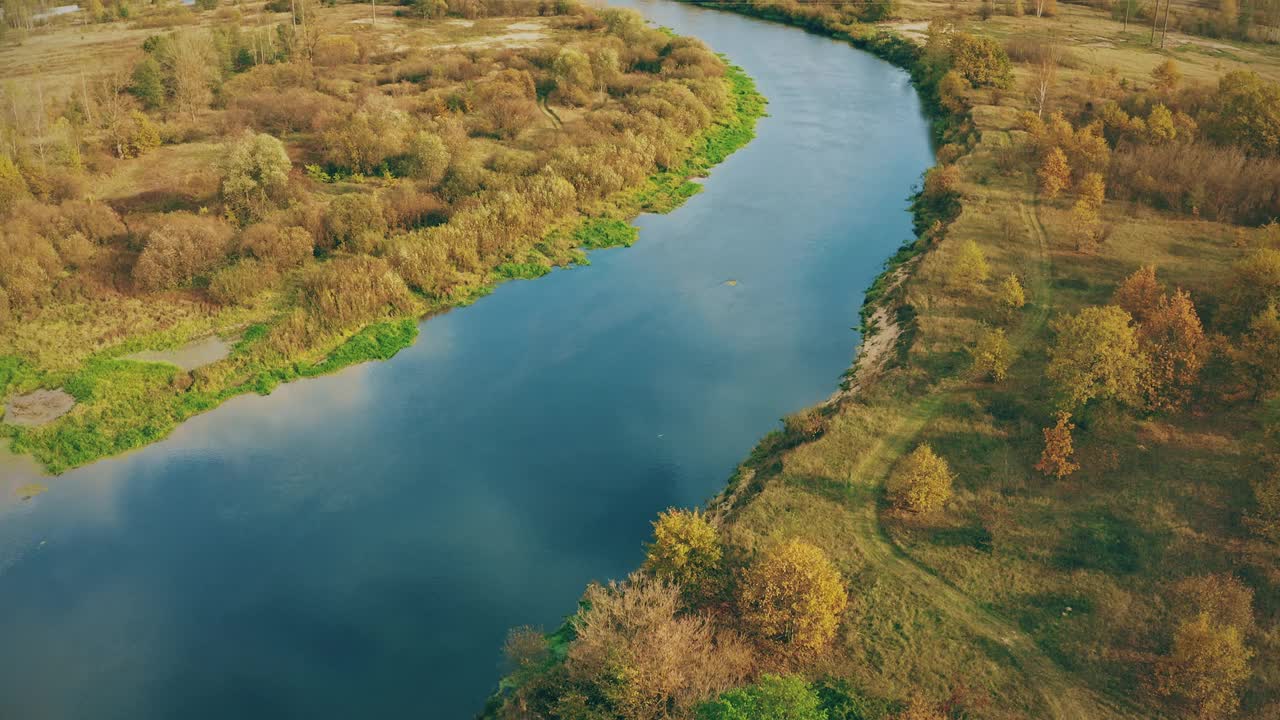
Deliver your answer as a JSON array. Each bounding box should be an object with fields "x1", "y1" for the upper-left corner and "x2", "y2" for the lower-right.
[
  {"x1": 0, "y1": 6, "x2": 766, "y2": 475},
  {"x1": 484, "y1": 0, "x2": 1280, "y2": 718}
]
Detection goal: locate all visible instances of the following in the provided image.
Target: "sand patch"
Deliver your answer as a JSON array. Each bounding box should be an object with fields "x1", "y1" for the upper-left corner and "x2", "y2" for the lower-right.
[
  {"x1": 441, "y1": 19, "x2": 548, "y2": 49},
  {"x1": 4, "y1": 389, "x2": 76, "y2": 427},
  {"x1": 124, "y1": 335, "x2": 232, "y2": 370}
]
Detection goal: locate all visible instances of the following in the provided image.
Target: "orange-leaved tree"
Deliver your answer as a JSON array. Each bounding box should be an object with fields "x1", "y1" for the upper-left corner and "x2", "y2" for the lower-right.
[{"x1": 1035, "y1": 411, "x2": 1079, "y2": 478}]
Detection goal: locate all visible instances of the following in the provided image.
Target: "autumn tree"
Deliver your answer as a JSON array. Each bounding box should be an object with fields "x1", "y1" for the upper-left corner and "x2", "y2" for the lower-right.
[
  {"x1": 887, "y1": 444, "x2": 955, "y2": 512},
  {"x1": 1203, "y1": 71, "x2": 1280, "y2": 156},
  {"x1": 895, "y1": 697, "x2": 948, "y2": 720},
  {"x1": 949, "y1": 33, "x2": 1013, "y2": 87},
  {"x1": 1223, "y1": 248, "x2": 1280, "y2": 329},
  {"x1": 1035, "y1": 411, "x2": 1079, "y2": 478},
  {"x1": 1154, "y1": 614, "x2": 1253, "y2": 719},
  {"x1": 1038, "y1": 146, "x2": 1070, "y2": 198},
  {"x1": 972, "y1": 326, "x2": 1014, "y2": 381},
  {"x1": 1076, "y1": 172, "x2": 1105, "y2": 212},
  {"x1": 325, "y1": 192, "x2": 387, "y2": 253},
  {"x1": 404, "y1": 131, "x2": 450, "y2": 186},
  {"x1": 738, "y1": 539, "x2": 847, "y2": 654},
  {"x1": 1028, "y1": 56, "x2": 1056, "y2": 118},
  {"x1": 949, "y1": 238, "x2": 990, "y2": 290},
  {"x1": 1230, "y1": 304, "x2": 1280, "y2": 400},
  {"x1": 133, "y1": 214, "x2": 234, "y2": 291},
  {"x1": 643, "y1": 508, "x2": 723, "y2": 602},
  {"x1": 697, "y1": 675, "x2": 825, "y2": 720},
  {"x1": 1151, "y1": 59, "x2": 1182, "y2": 94},
  {"x1": 1139, "y1": 289, "x2": 1208, "y2": 410},
  {"x1": 0, "y1": 153, "x2": 29, "y2": 216},
  {"x1": 1146, "y1": 103, "x2": 1177, "y2": 144},
  {"x1": 221, "y1": 131, "x2": 292, "y2": 221},
  {"x1": 1113, "y1": 265, "x2": 1165, "y2": 324},
  {"x1": 1171, "y1": 574, "x2": 1256, "y2": 635},
  {"x1": 1248, "y1": 460, "x2": 1280, "y2": 542},
  {"x1": 999, "y1": 273, "x2": 1027, "y2": 313},
  {"x1": 239, "y1": 223, "x2": 313, "y2": 268},
  {"x1": 1046, "y1": 305, "x2": 1146, "y2": 410},
  {"x1": 568, "y1": 573, "x2": 754, "y2": 719}
]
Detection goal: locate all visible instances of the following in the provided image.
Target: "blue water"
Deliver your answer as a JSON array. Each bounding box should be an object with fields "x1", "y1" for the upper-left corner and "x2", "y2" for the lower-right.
[{"x1": 0, "y1": 2, "x2": 932, "y2": 717}]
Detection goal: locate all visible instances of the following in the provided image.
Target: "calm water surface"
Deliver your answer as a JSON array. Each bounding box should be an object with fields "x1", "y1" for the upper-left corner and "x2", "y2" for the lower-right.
[{"x1": 0, "y1": 2, "x2": 932, "y2": 717}]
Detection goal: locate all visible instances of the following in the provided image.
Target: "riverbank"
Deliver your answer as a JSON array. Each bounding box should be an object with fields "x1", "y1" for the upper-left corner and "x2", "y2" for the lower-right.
[{"x1": 0, "y1": 17, "x2": 766, "y2": 476}]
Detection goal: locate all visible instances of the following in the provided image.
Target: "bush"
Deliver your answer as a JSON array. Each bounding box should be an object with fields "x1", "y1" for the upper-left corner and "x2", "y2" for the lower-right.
[
  {"x1": 403, "y1": 131, "x2": 450, "y2": 185},
  {"x1": 697, "y1": 675, "x2": 825, "y2": 720},
  {"x1": 298, "y1": 255, "x2": 414, "y2": 330},
  {"x1": 240, "y1": 223, "x2": 314, "y2": 268},
  {"x1": 971, "y1": 326, "x2": 1013, "y2": 381},
  {"x1": 887, "y1": 444, "x2": 955, "y2": 512},
  {"x1": 325, "y1": 192, "x2": 387, "y2": 252},
  {"x1": 133, "y1": 214, "x2": 234, "y2": 291},
  {"x1": 208, "y1": 259, "x2": 277, "y2": 304},
  {"x1": 0, "y1": 154, "x2": 31, "y2": 217}
]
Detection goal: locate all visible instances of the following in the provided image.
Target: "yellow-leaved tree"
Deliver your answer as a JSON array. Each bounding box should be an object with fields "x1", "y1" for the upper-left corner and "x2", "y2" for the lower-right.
[
  {"x1": 1113, "y1": 265, "x2": 1165, "y2": 324},
  {"x1": 998, "y1": 273, "x2": 1027, "y2": 313},
  {"x1": 738, "y1": 539, "x2": 847, "y2": 655},
  {"x1": 949, "y1": 239, "x2": 990, "y2": 291},
  {"x1": 1139, "y1": 289, "x2": 1209, "y2": 411},
  {"x1": 643, "y1": 508, "x2": 723, "y2": 602},
  {"x1": 1037, "y1": 146, "x2": 1070, "y2": 198},
  {"x1": 972, "y1": 326, "x2": 1014, "y2": 381},
  {"x1": 1046, "y1": 305, "x2": 1146, "y2": 411},
  {"x1": 1154, "y1": 613, "x2": 1254, "y2": 719},
  {"x1": 887, "y1": 444, "x2": 955, "y2": 512}
]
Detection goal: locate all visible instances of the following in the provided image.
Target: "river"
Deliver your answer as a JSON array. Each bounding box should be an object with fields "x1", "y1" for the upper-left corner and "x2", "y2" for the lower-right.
[{"x1": 0, "y1": 2, "x2": 932, "y2": 717}]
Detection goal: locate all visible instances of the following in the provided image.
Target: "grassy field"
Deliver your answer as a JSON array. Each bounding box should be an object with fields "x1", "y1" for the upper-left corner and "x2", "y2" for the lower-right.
[{"x1": 684, "y1": 0, "x2": 1280, "y2": 717}]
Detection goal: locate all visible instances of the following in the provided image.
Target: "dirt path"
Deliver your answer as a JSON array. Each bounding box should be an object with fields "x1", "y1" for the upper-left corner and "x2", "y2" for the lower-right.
[{"x1": 839, "y1": 200, "x2": 1137, "y2": 719}]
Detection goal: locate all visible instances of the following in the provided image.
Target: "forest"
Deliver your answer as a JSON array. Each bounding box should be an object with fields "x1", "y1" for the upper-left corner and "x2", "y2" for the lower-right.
[{"x1": 0, "y1": 0, "x2": 763, "y2": 472}]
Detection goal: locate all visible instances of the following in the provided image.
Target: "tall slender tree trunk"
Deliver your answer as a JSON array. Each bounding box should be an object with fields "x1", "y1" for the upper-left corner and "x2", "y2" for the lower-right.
[
  {"x1": 1151, "y1": 0, "x2": 1162, "y2": 43},
  {"x1": 1160, "y1": 0, "x2": 1173, "y2": 47}
]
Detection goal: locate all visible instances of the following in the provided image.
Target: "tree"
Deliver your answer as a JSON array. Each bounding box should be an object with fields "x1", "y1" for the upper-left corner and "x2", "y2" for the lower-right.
[
  {"x1": 1146, "y1": 103, "x2": 1177, "y2": 144},
  {"x1": 1075, "y1": 172, "x2": 1105, "y2": 212},
  {"x1": 1248, "y1": 462, "x2": 1280, "y2": 542},
  {"x1": 949, "y1": 33, "x2": 1013, "y2": 88},
  {"x1": 1113, "y1": 265, "x2": 1165, "y2": 324},
  {"x1": 643, "y1": 508, "x2": 723, "y2": 601},
  {"x1": 568, "y1": 574, "x2": 754, "y2": 719},
  {"x1": 972, "y1": 326, "x2": 1014, "y2": 381},
  {"x1": 1046, "y1": 305, "x2": 1146, "y2": 410},
  {"x1": 1035, "y1": 411, "x2": 1079, "y2": 478},
  {"x1": 1151, "y1": 59, "x2": 1182, "y2": 94},
  {"x1": 1028, "y1": 57, "x2": 1056, "y2": 118},
  {"x1": 887, "y1": 444, "x2": 955, "y2": 512},
  {"x1": 1203, "y1": 71, "x2": 1280, "y2": 156},
  {"x1": 1224, "y1": 248, "x2": 1280, "y2": 329},
  {"x1": 739, "y1": 539, "x2": 847, "y2": 654},
  {"x1": 1171, "y1": 574, "x2": 1255, "y2": 635},
  {"x1": 169, "y1": 31, "x2": 219, "y2": 120},
  {"x1": 1219, "y1": 0, "x2": 1239, "y2": 37},
  {"x1": 949, "y1": 239, "x2": 990, "y2": 290},
  {"x1": 404, "y1": 131, "x2": 450, "y2": 186},
  {"x1": 1038, "y1": 146, "x2": 1070, "y2": 198},
  {"x1": 221, "y1": 131, "x2": 292, "y2": 221},
  {"x1": 552, "y1": 48, "x2": 594, "y2": 105},
  {"x1": 130, "y1": 56, "x2": 166, "y2": 110},
  {"x1": 240, "y1": 223, "x2": 313, "y2": 268},
  {"x1": 1230, "y1": 304, "x2": 1280, "y2": 400},
  {"x1": 1154, "y1": 613, "x2": 1253, "y2": 719},
  {"x1": 0, "y1": 153, "x2": 29, "y2": 217},
  {"x1": 1139, "y1": 289, "x2": 1208, "y2": 410},
  {"x1": 894, "y1": 697, "x2": 947, "y2": 720},
  {"x1": 999, "y1": 273, "x2": 1027, "y2": 312},
  {"x1": 1034, "y1": 0, "x2": 1056, "y2": 16},
  {"x1": 697, "y1": 676, "x2": 826, "y2": 720}
]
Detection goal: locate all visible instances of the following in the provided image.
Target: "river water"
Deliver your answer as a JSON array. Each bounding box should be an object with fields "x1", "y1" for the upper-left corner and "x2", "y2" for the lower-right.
[{"x1": 0, "y1": 2, "x2": 931, "y2": 717}]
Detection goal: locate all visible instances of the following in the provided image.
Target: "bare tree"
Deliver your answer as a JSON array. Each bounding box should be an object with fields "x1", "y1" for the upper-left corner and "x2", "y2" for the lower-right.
[{"x1": 1029, "y1": 56, "x2": 1057, "y2": 117}]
